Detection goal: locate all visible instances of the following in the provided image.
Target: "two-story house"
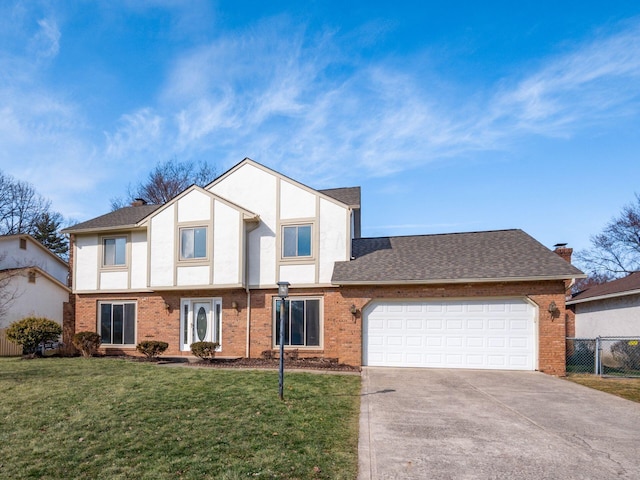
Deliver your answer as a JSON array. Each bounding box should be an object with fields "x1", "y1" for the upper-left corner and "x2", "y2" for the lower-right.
[{"x1": 64, "y1": 158, "x2": 583, "y2": 374}]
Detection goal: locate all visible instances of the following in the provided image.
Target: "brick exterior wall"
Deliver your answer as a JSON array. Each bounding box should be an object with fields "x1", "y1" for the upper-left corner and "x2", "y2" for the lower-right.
[{"x1": 72, "y1": 279, "x2": 569, "y2": 375}]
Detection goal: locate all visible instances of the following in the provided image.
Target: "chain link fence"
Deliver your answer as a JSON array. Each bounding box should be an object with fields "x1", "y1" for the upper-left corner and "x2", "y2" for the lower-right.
[{"x1": 566, "y1": 337, "x2": 640, "y2": 377}]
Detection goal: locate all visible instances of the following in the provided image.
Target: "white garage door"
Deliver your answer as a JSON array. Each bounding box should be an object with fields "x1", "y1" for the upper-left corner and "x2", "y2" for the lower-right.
[{"x1": 364, "y1": 299, "x2": 536, "y2": 370}]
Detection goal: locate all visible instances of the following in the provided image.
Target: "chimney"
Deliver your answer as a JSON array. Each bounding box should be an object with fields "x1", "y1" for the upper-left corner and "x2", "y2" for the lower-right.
[
  {"x1": 553, "y1": 243, "x2": 573, "y2": 263},
  {"x1": 131, "y1": 198, "x2": 148, "y2": 207}
]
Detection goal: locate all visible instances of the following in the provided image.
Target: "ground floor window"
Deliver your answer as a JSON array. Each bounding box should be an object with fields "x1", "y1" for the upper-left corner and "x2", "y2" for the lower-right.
[
  {"x1": 180, "y1": 298, "x2": 222, "y2": 351},
  {"x1": 99, "y1": 302, "x2": 136, "y2": 345},
  {"x1": 274, "y1": 297, "x2": 321, "y2": 347}
]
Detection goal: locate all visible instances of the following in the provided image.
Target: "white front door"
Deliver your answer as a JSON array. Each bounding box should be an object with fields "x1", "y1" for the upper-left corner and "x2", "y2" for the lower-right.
[{"x1": 181, "y1": 298, "x2": 222, "y2": 351}]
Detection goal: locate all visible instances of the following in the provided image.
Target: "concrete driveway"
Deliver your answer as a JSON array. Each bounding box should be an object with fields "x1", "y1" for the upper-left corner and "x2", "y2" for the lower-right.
[{"x1": 359, "y1": 368, "x2": 640, "y2": 479}]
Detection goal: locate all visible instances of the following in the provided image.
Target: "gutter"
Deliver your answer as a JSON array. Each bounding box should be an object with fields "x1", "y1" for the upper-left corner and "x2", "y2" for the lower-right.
[
  {"x1": 332, "y1": 274, "x2": 587, "y2": 286},
  {"x1": 566, "y1": 288, "x2": 640, "y2": 305}
]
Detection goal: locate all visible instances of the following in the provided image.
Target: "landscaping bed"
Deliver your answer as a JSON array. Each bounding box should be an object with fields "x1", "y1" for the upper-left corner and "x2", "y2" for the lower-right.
[{"x1": 176, "y1": 356, "x2": 361, "y2": 372}]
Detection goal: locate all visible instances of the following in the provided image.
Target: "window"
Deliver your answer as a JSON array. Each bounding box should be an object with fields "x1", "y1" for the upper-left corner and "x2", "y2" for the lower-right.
[
  {"x1": 103, "y1": 237, "x2": 126, "y2": 266},
  {"x1": 99, "y1": 302, "x2": 136, "y2": 345},
  {"x1": 28, "y1": 271, "x2": 36, "y2": 283},
  {"x1": 19, "y1": 238, "x2": 27, "y2": 250},
  {"x1": 180, "y1": 227, "x2": 207, "y2": 260},
  {"x1": 282, "y1": 224, "x2": 312, "y2": 258},
  {"x1": 274, "y1": 298, "x2": 321, "y2": 347}
]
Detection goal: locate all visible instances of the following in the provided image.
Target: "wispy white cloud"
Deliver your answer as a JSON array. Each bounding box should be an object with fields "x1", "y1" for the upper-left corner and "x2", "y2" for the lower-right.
[
  {"x1": 3, "y1": 4, "x2": 640, "y2": 224},
  {"x1": 31, "y1": 18, "x2": 60, "y2": 59},
  {"x1": 107, "y1": 15, "x2": 639, "y2": 188}
]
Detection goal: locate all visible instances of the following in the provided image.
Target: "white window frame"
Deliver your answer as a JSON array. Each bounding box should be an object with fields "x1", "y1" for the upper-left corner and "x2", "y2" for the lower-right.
[
  {"x1": 179, "y1": 226, "x2": 208, "y2": 261},
  {"x1": 101, "y1": 236, "x2": 127, "y2": 268},
  {"x1": 281, "y1": 224, "x2": 313, "y2": 259},
  {"x1": 272, "y1": 296, "x2": 323, "y2": 349}
]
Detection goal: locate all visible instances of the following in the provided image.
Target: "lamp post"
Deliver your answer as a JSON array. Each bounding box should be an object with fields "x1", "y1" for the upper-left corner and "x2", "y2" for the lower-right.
[{"x1": 277, "y1": 281, "x2": 290, "y2": 401}]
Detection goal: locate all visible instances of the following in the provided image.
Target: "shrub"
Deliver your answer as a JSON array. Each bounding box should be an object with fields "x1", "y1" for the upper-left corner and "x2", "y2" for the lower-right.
[
  {"x1": 6, "y1": 317, "x2": 62, "y2": 358},
  {"x1": 72, "y1": 332, "x2": 102, "y2": 358},
  {"x1": 191, "y1": 341, "x2": 220, "y2": 360},
  {"x1": 136, "y1": 340, "x2": 169, "y2": 359},
  {"x1": 611, "y1": 340, "x2": 640, "y2": 371}
]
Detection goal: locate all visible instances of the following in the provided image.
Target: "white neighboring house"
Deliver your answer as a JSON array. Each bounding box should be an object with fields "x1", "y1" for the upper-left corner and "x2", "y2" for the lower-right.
[
  {"x1": 0, "y1": 234, "x2": 70, "y2": 330},
  {"x1": 567, "y1": 272, "x2": 640, "y2": 337}
]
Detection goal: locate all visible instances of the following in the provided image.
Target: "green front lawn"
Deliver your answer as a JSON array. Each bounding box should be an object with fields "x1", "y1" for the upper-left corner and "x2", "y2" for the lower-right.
[
  {"x1": 0, "y1": 358, "x2": 360, "y2": 479},
  {"x1": 565, "y1": 374, "x2": 640, "y2": 403}
]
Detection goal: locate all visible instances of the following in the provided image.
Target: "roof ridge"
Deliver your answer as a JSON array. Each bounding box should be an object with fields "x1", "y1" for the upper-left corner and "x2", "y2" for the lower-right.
[{"x1": 354, "y1": 229, "x2": 522, "y2": 241}]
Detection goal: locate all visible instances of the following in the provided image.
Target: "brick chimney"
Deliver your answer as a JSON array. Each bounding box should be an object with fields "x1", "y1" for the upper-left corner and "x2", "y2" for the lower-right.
[
  {"x1": 131, "y1": 198, "x2": 148, "y2": 207},
  {"x1": 553, "y1": 243, "x2": 573, "y2": 263}
]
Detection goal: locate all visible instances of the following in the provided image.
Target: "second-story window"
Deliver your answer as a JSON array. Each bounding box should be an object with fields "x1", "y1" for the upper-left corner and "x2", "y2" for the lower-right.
[
  {"x1": 103, "y1": 237, "x2": 126, "y2": 266},
  {"x1": 282, "y1": 224, "x2": 312, "y2": 258},
  {"x1": 180, "y1": 227, "x2": 207, "y2": 260}
]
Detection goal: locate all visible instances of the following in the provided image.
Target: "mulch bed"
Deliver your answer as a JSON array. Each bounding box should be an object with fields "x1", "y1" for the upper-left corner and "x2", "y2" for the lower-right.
[{"x1": 185, "y1": 357, "x2": 360, "y2": 372}]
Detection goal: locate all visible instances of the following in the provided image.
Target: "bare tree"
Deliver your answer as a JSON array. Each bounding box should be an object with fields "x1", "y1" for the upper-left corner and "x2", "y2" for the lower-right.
[
  {"x1": 110, "y1": 158, "x2": 217, "y2": 209},
  {"x1": 0, "y1": 172, "x2": 52, "y2": 235},
  {"x1": 0, "y1": 254, "x2": 25, "y2": 321},
  {"x1": 575, "y1": 194, "x2": 640, "y2": 278}
]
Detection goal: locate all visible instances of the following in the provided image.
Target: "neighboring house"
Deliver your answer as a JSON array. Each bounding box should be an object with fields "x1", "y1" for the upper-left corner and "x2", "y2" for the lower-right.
[
  {"x1": 63, "y1": 158, "x2": 584, "y2": 374},
  {"x1": 566, "y1": 272, "x2": 640, "y2": 338},
  {"x1": 0, "y1": 235, "x2": 70, "y2": 355}
]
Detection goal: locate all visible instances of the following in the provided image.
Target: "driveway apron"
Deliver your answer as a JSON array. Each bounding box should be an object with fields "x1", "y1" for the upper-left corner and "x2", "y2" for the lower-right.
[{"x1": 359, "y1": 368, "x2": 640, "y2": 480}]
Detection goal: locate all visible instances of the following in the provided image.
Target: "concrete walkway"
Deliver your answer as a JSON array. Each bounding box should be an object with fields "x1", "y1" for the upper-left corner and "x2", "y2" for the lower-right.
[{"x1": 359, "y1": 368, "x2": 640, "y2": 479}]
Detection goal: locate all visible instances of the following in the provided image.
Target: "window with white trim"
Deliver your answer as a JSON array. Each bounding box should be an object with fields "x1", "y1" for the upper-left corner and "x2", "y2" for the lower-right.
[
  {"x1": 103, "y1": 237, "x2": 126, "y2": 266},
  {"x1": 180, "y1": 227, "x2": 207, "y2": 260},
  {"x1": 274, "y1": 297, "x2": 321, "y2": 347},
  {"x1": 99, "y1": 302, "x2": 136, "y2": 345},
  {"x1": 282, "y1": 224, "x2": 312, "y2": 258}
]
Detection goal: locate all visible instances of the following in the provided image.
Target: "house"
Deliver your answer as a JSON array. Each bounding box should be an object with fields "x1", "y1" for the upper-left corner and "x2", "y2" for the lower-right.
[
  {"x1": 566, "y1": 272, "x2": 640, "y2": 338},
  {"x1": 63, "y1": 158, "x2": 584, "y2": 374},
  {"x1": 0, "y1": 235, "x2": 71, "y2": 355}
]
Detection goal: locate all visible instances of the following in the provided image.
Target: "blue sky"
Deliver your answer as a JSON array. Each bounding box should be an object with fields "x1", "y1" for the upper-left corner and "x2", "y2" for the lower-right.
[{"x1": 1, "y1": 1, "x2": 639, "y2": 256}]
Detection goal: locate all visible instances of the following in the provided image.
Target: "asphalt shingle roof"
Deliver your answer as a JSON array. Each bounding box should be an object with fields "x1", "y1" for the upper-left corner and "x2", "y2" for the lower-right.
[
  {"x1": 62, "y1": 205, "x2": 159, "y2": 233},
  {"x1": 569, "y1": 271, "x2": 640, "y2": 303},
  {"x1": 319, "y1": 187, "x2": 361, "y2": 208},
  {"x1": 332, "y1": 229, "x2": 584, "y2": 284}
]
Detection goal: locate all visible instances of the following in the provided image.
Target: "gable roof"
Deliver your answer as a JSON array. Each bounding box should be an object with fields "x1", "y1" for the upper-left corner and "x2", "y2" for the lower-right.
[
  {"x1": 319, "y1": 187, "x2": 361, "y2": 208},
  {"x1": 135, "y1": 184, "x2": 260, "y2": 225},
  {"x1": 332, "y1": 229, "x2": 584, "y2": 285},
  {"x1": 62, "y1": 205, "x2": 160, "y2": 234},
  {"x1": 0, "y1": 234, "x2": 69, "y2": 268},
  {"x1": 567, "y1": 272, "x2": 640, "y2": 305},
  {"x1": 208, "y1": 158, "x2": 355, "y2": 210}
]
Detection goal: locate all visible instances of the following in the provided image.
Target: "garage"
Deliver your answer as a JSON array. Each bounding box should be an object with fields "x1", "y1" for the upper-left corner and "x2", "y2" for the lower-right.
[{"x1": 364, "y1": 298, "x2": 537, "y2": 370}]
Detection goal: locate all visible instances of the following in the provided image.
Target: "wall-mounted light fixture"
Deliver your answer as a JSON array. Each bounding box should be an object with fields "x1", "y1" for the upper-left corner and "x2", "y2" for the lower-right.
[
  {"x1": 548, "y1": 301, "x2": 559, "y2": 315},
  {"x1": 349, "y1": 304, "x2": 358, "y2": 315},
  {"x1": 231, "y1": 301, "x2": 239, "y2": 311},
  {"x1": 164, "y1": 300, "x2": 172, "y2": 313}
]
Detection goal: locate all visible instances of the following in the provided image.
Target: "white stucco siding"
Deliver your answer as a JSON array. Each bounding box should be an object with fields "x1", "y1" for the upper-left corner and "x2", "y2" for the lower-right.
[
  {"x1": 318, "y1": 198, "x2": 348, "y2": 284},
  {"x1": 149, "y1": 205, "x2": 175, "y2": 286},
  {"x1": 210, "y1": 163, "x2": 277, "y2": 287},
  {"x1": 177, "y1": 190, "x2": 211, "y2": 223},
  {"x1": 0, "y1": 274, "x2": 67, "y2": 328},
  {"x1": 0, "y1": 238, "x2": 68, "y2": 285},
  {"x1": 213, "y1": 201, "x2": 240, "y2": 285},
  {"x1": 177, "y1": 265, "x2": 210, "y2": 286},
  {"x1": 75, "y1": 235, "x2": 98, "y2": 290},
  {"x1": 575, "y1": 295, "x2": 640, "y2": 337},
  {"x1": 280, "y1": 180, "x2": 316, "y2": 220},
  {"x1": 100, "y1": 271, "x2": 128, "y2": 290},
  {"x1": 130, "y1": 231, "x2": 148, "y2": 289},
  {"x1": 279, "y1": 264, "x2": 316, "y2": 284}
]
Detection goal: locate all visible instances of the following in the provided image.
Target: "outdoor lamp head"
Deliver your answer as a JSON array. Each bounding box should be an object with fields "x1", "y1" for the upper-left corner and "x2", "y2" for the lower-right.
[{"x1": 277, "y1": 281, "x2": 290, "y2": 298}]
